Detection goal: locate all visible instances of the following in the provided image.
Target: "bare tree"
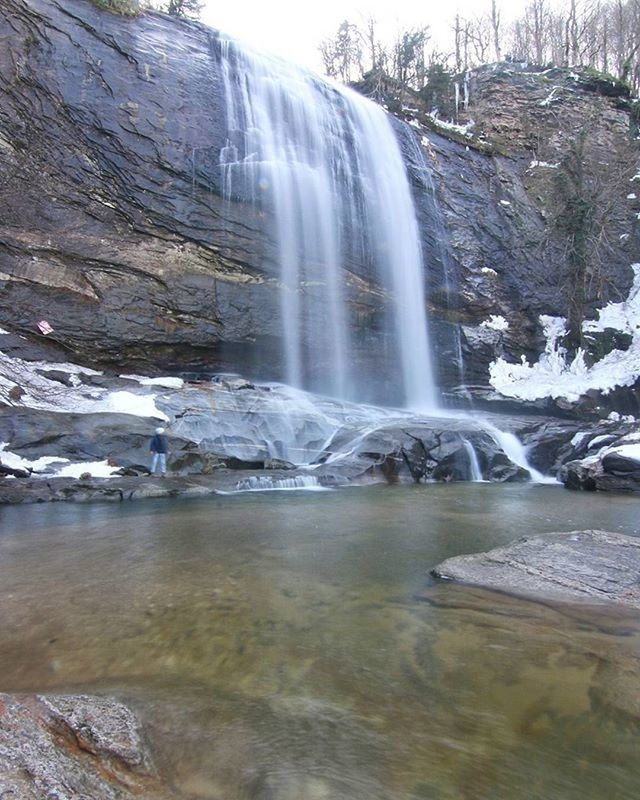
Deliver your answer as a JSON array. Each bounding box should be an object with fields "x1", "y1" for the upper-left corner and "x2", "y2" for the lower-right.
[
  {"x1": 491, "y1": 0, "x2": 502, "y2": 61},
  {"x1": 362, "y1": 16, "x2": 388, "y2": 73},
  {"x1": 319, "y1": 20, "x2": 363, "y2": 83}
]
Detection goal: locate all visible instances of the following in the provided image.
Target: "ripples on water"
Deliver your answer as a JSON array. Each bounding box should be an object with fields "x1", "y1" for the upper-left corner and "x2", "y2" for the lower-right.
[{"x1": 1, "y1": 484, "x2": 639, "y2": 799}]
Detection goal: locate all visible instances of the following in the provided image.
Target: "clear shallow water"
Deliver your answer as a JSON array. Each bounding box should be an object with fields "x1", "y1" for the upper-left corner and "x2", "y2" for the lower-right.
[{"x1": 1, "y1": 484, "x2": 640, "y2": 799}]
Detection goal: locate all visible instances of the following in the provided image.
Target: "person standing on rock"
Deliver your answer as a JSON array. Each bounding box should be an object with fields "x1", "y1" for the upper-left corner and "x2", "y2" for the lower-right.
[{"x1": 149, "y1": 427, "x2": 169, "y2": 477}]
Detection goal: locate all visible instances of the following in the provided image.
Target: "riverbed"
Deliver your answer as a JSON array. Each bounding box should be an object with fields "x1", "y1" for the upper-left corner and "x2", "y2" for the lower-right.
[{"x1": 1, "y1": 483, "x2": 639, "y2": 799}]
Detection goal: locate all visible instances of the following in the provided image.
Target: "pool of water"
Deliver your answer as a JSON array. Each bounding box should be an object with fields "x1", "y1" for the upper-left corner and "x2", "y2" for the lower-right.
[{"x1": 1, "y1": 483, "x2": 639, "y2": 799}]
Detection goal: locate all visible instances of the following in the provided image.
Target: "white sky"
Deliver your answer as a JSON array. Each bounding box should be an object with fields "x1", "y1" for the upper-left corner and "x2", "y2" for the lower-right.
[{"x1": 201, "y1": 0, "x2": 532, "y2": 73}]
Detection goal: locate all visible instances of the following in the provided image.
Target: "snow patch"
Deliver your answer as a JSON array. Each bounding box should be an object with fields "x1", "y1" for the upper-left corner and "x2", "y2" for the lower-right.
[
  {"x1": 120, "y1": 374, "x2": 185, "y2": 389},
  {"x1": 608, "y1": 411, "x2": 636, "y2": 423},
  {"x1": 570, "y1": 432, "x2": 590, "y2": 447},
  {"x1": 603, "y1": 443, "x2": 640, "y2": 462},
  {"x1": 428, "y1": 114, "x2": 475, "y2": 138},
  {"x1": 481, "y1": 315, "x2": 509, "y2": 332},
  {"x1": 104, "y1": 391, "x2": 169, "y2": 420},
  {"x1": 55, "y1": 460, "x2": 120, "y2": 478},
  {"x1": 529, "y1": 160, "x2": 559, "y2": 169},
  {"x1": 539, "y1": 87, "x2": 563, "y2": 106},
  {"x1": 583, "y1": 263, "x2": 640, "y2": 334},
  {"x1": 0, "y1": 442, "x2": 120, "y2": 478},
  {"x1": 0, "y1": 443, "x2": 67, "y2": 473}
]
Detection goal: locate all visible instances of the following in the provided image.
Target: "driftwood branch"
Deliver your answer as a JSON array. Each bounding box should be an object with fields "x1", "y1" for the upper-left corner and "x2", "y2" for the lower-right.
[{"x1": 400, "y1": 431, "x2": 442, "y2": 482}]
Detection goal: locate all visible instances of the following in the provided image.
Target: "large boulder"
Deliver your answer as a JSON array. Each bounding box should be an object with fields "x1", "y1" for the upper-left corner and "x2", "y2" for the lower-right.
[
  {"x1": 558, "y1": 431, "x2": 640, "y2": 493},
  {"x1": 430, "y1": 530, "x2": 640, "y2": 607},
  {"x1": 0, "y1": 693, "x2": 175, "y2": 799}
]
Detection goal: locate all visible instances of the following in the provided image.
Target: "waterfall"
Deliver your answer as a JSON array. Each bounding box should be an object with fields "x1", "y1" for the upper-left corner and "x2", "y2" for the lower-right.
[{"x1": 218, "y1": 39, "x2": 437, "y2": 410}]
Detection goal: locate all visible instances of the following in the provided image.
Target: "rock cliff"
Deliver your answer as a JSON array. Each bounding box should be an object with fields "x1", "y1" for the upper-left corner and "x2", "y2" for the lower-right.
[{"x1": 1, "y1": 0, "x2": 639, "y2": 402}]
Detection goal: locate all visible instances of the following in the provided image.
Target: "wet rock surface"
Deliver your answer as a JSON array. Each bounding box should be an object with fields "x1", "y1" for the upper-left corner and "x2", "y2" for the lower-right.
[
  {"x1": 430, "y1": 530, "x2": 640, "y2": 607},
  {"x1": 0, "y1": 351, "x2": 546, "y2": 504},
  {"x1": 0, "y1": 693, "x2": 175, "y2": 799}
]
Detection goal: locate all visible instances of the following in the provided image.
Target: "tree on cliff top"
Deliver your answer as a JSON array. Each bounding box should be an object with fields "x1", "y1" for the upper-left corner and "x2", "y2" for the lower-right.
[
  {"x1": 89, "y1": 0, "x2": 203, "y2": 18},
  {"x1": 164, "y1": 0, "x2": 203, "y2": 18}
]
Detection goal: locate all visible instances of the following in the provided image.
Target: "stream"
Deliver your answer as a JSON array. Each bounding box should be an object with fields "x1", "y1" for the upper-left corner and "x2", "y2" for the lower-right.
[{"x1": 1, "y1": 483, "x2": 639, "y2": 799}]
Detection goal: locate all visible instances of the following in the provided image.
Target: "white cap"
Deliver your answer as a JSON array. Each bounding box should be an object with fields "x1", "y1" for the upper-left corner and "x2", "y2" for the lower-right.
[{"x1": 155, "y1": 427, "x2": 165, "y2": 434}]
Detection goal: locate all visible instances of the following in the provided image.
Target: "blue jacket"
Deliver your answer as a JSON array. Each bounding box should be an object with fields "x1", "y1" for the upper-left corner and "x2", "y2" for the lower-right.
[{"x1": 150, "y1": 433, "x2": 169, "y2": 454}]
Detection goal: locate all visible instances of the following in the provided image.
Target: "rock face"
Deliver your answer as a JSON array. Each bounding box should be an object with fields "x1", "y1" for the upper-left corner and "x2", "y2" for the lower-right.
[
  {"x1": 1, "y1": 1, "x2": 638, "y2": 401},
  {"x1": 0, "y1": 0, "x2": 283, "y2": 376},
  {"x1": 397, "y1": 64, "x2": 640, "y2": 396},
  {"x1": 430, "y1": 530, "x2": 640, "y2": 607},
  {"x1": 0, "y1": 693, "x2": 175, "y2": 798}
]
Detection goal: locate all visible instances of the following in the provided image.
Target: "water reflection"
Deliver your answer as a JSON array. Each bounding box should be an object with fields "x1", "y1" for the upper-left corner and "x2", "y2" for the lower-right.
[{"x1": 1, "y1": 484, "x2": 639, "y2": 798}]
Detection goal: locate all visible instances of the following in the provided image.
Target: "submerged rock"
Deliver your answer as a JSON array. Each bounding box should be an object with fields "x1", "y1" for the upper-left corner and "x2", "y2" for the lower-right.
[{"x1": 430, "y1": 530, "x2": 640, "y2": 608}]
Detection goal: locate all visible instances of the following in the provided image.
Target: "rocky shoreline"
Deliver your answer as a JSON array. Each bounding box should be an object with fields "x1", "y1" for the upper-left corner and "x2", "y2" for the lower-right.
[{"x1": 0, "y1": 469, "x2": 330, "y2": 505}]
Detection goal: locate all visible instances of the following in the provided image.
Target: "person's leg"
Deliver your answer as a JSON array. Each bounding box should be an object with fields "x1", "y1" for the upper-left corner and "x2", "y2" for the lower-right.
[
  {"x1": 158, "y1": 453, "x2": 167, "y2": 476},
  {"x1": 150, "y1": 452, "x2": 159, "y2": 474}
]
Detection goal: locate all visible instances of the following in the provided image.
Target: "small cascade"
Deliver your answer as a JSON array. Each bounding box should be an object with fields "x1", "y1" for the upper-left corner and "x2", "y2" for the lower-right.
[
  {"x1": 484, "y1": 424, "x2": 556, "y2": 484},
  {"x1": 217, "y1": 38, "x2": 437, "y2": 410},
  {"x1": 236, "y1": 474, "x2": 322, "y2": 491},
  {"x1": 462, "y1": 439, "x2": 483, "y2": 482}
]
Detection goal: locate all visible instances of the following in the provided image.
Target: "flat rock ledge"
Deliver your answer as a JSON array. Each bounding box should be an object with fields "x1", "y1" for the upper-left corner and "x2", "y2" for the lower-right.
[
  {"x1": 0, "y1": 469, "x2": 317, "y2": 505},
  {"x1": 430, "y1": 530, "x2": 640, "y2": 608}
]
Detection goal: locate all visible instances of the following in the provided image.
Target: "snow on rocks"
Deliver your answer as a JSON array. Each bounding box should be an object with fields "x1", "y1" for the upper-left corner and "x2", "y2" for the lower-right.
[
  {"x1": 427, "y1": 114, "x2": 475, "y2": 138},
  {"x1": 560, "y1": 425, "x2": 640, "y2": 493},
  {"x1": 0, "y1": 350, "x2": 169, "y2": 419},
  {"x1": 489, "y1": 265, "x2": 640, "y2": 404},
  {"x1": 0, "y1": 346, "x2": 177, "y2": 479},
  {"x1": 528, "y1": 160, "x2": 559, "y2": 169},
  {"x1": 0, "y1": 442, "x2": 67, "y2": 474}
]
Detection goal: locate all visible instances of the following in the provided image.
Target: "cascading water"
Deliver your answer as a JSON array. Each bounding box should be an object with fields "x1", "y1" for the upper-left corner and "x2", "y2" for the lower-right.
[
  {"x1": 218, "y1": 39, "x2": 437, "y2": 410},
  {"x1": 462, "y1": 439, "x2": 483, "y2": 482},
  {"x1": 215, "y1": 37, "x2": 546, "y2": 480},
  {"x1": 405, "y1": 133, "x2": 469, "y2": 399}
]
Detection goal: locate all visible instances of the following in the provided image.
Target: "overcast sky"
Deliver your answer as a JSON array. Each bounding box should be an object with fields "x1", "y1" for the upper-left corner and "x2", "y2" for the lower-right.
[{"x1": 201, "y1": 0, "x2": 532, "y2": 73}]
